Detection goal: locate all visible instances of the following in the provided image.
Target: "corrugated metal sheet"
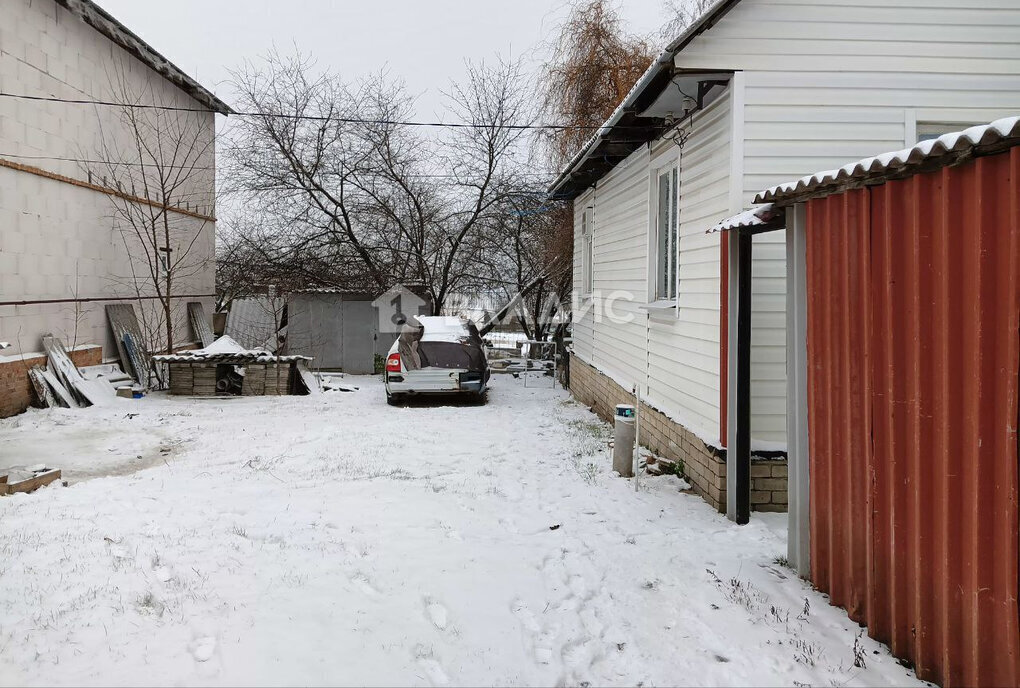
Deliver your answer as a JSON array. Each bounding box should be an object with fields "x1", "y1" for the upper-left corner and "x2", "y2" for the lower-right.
[
  {"x1": 707, "y1": 203, "x2": 784, "y2": 233},
  {"x1": 805, "y1": 147, "x2": 1020, "y2": 687},
  {"x1": 224, "y1": 297, "x2": 284, "y2": 351},
  {"x1": 759, "y1": 116, "x2": 1020, "y2": 205}
]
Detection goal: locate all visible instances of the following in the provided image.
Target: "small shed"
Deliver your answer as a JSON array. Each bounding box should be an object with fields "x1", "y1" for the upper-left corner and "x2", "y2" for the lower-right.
[
  {"x1": 153, "y1": 336, "x2": 311, "y2": 396},
  {"x1": 716, "y1": 117, "x2": 1020, "y2": 687},
  {"x1": 286, "y1": 288, "x2": 429, "y2": 374}
]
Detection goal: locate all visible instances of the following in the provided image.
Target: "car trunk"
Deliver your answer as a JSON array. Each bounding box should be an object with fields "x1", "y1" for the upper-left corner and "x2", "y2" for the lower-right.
[{"x1": 416, "y1": 341, "x2": 486, "y2": 372}]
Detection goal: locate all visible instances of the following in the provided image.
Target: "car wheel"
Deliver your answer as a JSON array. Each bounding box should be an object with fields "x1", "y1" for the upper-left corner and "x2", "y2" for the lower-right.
[
  {"x1": 474, "y1": 391, "x2": 488, "y2": 406},
  {"x1": 386, "y1": 393, "x2": 403, "y2": 406}
]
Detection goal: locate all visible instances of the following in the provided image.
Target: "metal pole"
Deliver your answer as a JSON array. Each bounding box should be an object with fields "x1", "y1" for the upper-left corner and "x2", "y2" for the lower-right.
[
  {"x1": 735, "y1": 230, "x2": 753, "y2": 525},
  {"x1": 633, "y1": 384, "x2": 641, "y2": 492}
]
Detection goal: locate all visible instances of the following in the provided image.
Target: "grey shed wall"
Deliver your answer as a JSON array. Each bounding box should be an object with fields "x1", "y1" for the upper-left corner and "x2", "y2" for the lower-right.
[{"x1": 286, "y1": 293, "x2": 388, "y2": 374}]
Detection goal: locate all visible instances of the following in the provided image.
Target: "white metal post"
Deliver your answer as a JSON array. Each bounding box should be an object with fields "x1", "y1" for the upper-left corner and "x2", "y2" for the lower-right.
[
  {"x1": 786, "y1": 203, "x2": 810, "y2": 578},
  {"x1": 633, "y1": 385, "x2": 641, "y2": 492}
]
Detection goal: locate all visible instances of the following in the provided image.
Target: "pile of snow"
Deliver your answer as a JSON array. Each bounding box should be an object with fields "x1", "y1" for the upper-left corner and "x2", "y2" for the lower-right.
[{"x1": 192, "y1": 335, "x2": 249, "y2": 356}]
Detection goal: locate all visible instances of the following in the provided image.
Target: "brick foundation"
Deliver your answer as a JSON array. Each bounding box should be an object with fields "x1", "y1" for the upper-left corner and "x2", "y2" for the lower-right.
[
  {"x1": 0, "y1": 345, "x2": 103, "y2": 418},
  {"x1": 569, "y1": 354, "x2": 788, "y2": 513}
]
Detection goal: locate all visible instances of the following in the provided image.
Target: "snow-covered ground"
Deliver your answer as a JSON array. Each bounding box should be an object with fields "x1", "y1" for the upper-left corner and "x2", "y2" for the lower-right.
[{"x1": 0, "y1": 377, "x2": 925, "y2": 687}]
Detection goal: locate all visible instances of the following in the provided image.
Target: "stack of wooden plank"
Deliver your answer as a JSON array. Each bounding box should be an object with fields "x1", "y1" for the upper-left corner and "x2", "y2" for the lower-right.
[
  {"x1": 242, "y1": 364, "x2": 267, "y2": 396},
  {"x1": 168, "y1": 363, "x2": 195, "y2": 396},
  {"x1": 0, "y1": 468, "x2": 62, "y2": 496},
  {"x1": 193, "y1": 364, "x2": 218, "y2": 396},
  {"x1": 241, "y1": 362, "x2": 292, "y2": 396},
  {"x1": 168, "y1": 362, "x2": 220, "y2": 396}
]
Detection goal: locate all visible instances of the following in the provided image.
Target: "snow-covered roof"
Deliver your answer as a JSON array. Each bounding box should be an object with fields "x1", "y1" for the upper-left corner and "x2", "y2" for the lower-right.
[
  {"x1": 54, "y1": 0, "x2": 232, "y2": 115},
  {"x1": 153, "y1": 352, "x2": 311, "y2": 364},
  {"x1": 152, "y1": 335, "x2": 310, "y2": 364},
  {"x1": 290, "y1": 288, "x2": 375, "y2": 296},
  {"x1": 757, "y1": 116, "x2": 1020, "y2": 205},
  {"x1": 548, "y1": 0, "x2": 743, "y2": 200},
  {"x1": 707, "y1": 204, "x2": 784, "y2": 233}
]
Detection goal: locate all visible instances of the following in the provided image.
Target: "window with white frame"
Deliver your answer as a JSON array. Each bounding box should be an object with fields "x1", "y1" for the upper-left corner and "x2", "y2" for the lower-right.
[
  {"x1": 655, "y1": 167, "x2": 679, "y2": 301},
  {"x1": 581, "y1": 206, "x2": 594, "y2": 295}
]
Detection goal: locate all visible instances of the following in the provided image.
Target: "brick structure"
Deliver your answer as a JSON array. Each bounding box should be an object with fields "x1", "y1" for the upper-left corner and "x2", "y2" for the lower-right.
[
  {"x1": 0, "y1": 345, "x2": 102, "y2": 418},
  {"x1": 569, "y1": 354, "x2": 787, "y2": 513}
]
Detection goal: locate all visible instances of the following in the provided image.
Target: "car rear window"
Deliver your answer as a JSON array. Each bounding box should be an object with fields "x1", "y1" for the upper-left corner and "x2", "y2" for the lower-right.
[{"x1": 418, "y1": 342, "x2": 486, "y2": 371}]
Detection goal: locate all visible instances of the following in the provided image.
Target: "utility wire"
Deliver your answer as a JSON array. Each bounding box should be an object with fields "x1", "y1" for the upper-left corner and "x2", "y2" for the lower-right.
[
  {"x1": 0, "y1": 91, "x2": 648, "y2": 131},
  {"x1": 0, "y1": 151, "x2": 559, "y2": 181}
]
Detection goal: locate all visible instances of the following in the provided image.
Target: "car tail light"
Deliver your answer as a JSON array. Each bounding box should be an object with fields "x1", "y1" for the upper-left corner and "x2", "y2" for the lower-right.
[{"x1": 385, "y1": 353, "x2": 402, "y2": 373}]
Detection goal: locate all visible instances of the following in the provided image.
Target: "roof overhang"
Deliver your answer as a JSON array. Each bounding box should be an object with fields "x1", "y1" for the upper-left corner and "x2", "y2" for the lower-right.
[
  {"x1": 708, "y1": 204, "x2": 786, "y2": 234},
  {"x1": 54, "y1": 0, "x2": 233, "y2": 115},
  {"x1": 548, "y1": 0, "x2": 744, "y2": 200}
]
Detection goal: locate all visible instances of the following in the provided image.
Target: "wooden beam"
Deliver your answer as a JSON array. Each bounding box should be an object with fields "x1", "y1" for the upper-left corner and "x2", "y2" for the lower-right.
[{"x1": 2, "y1": 470, "x2": 62, "y2": 496}]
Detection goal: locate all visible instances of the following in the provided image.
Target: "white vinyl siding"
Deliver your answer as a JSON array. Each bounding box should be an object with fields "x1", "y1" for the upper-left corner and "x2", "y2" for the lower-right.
[
  {"x1": 571, "y1": 147, "x2": 650, "y2": 391},
  {"x1": 670, "y1": 0, "x2": 1020, "y2": 445},
  {"x1": 645, "y1": 88, "x2": 730, "y2": 442},
  {"x1": 571, "y1": 0, "x2": 1020, "y2": 448}
]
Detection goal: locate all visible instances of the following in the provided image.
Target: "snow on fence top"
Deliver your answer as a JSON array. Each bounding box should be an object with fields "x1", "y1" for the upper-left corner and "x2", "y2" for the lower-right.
[{"x1": 756, "y1": 116, "x2": 1020, "y2": 205}]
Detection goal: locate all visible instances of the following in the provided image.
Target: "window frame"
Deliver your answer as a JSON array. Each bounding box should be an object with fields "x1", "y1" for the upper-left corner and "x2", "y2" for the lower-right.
[
  {"x1": 581, "y1": 206, "x2": 595, "y2": 296},
  {"x1": 651, "y1": 164, "x2": 680, "y2": 305}
]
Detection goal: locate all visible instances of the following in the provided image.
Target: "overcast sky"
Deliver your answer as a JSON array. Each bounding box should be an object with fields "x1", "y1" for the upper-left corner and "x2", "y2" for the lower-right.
[{"x1": 98, "y1": 0, "x2": 670, "y2": 120}]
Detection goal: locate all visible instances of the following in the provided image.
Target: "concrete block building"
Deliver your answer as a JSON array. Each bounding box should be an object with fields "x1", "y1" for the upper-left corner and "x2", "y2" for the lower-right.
[{"x1": 0, "y1": 0, "x2": 230, "y2": 415}]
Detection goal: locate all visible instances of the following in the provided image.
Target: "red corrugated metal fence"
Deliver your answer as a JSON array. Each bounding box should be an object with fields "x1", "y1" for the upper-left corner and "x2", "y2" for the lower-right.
[{"x1": 805, "y1": 147, "x2": 1020, "y2": 687}]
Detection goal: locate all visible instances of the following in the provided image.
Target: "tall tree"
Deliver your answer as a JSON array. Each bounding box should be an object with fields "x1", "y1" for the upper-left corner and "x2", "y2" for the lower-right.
[
  {"x1": 540, "y1": 0, "x2": 656, "y2": 167},
  {"x1": 530, "y1": 1, "x2": 655, "y2": 339},
  {"x1": 225, "y1": 52, "x2": 533, "y2": 314}
]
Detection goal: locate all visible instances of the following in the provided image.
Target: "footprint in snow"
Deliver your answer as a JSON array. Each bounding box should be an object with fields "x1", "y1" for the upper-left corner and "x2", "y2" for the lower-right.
[
  {"x1": 413, "y1": 645, "x2": 450, "y2": 686},
  {"x1": 511, "y1": 598, "x2": 541, "y2": 633},
  {"x1": 189, "y1": 636, "x2": 216, "y2": 663},
  {"x1": 425, "y1": 599, "x2": 449, "y2": 630},
  {"x1": 418, "y1": 657, "x2": 449, "y2": 686}
]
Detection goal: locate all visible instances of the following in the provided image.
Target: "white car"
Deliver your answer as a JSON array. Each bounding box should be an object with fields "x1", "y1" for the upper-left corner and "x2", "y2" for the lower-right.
[{"x1": 384, "y1": 316, "x2": 490, "y2": 405}]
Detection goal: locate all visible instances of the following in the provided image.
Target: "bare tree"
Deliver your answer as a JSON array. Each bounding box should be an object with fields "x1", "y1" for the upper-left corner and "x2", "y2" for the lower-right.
[
  {"x1": 659, "y1": 0, "x2": 715, "y2": 43},
  {"x1": 88, "y1": 68, "x2": 216, "y2": 355},
  {"x1": 225, "y1": 52, "x2": 534, "y2": 315},
  {"x1": 477, "y1": 193, "x2": 572, "y2": 341}
]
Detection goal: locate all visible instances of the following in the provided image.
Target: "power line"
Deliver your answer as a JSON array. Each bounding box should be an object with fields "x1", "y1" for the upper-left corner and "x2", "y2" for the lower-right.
[
  {"x1": 0, "y1": 91, "x2": 636, "y2": 132},
  {"x1": 0, "y1": 151, "x2": 559, "y2": 179}
]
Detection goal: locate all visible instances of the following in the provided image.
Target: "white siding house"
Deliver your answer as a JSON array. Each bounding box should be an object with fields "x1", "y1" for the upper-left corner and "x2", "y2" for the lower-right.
[{"x1": 555, "y1": 0, "x2": 1020, "y2": 507}]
